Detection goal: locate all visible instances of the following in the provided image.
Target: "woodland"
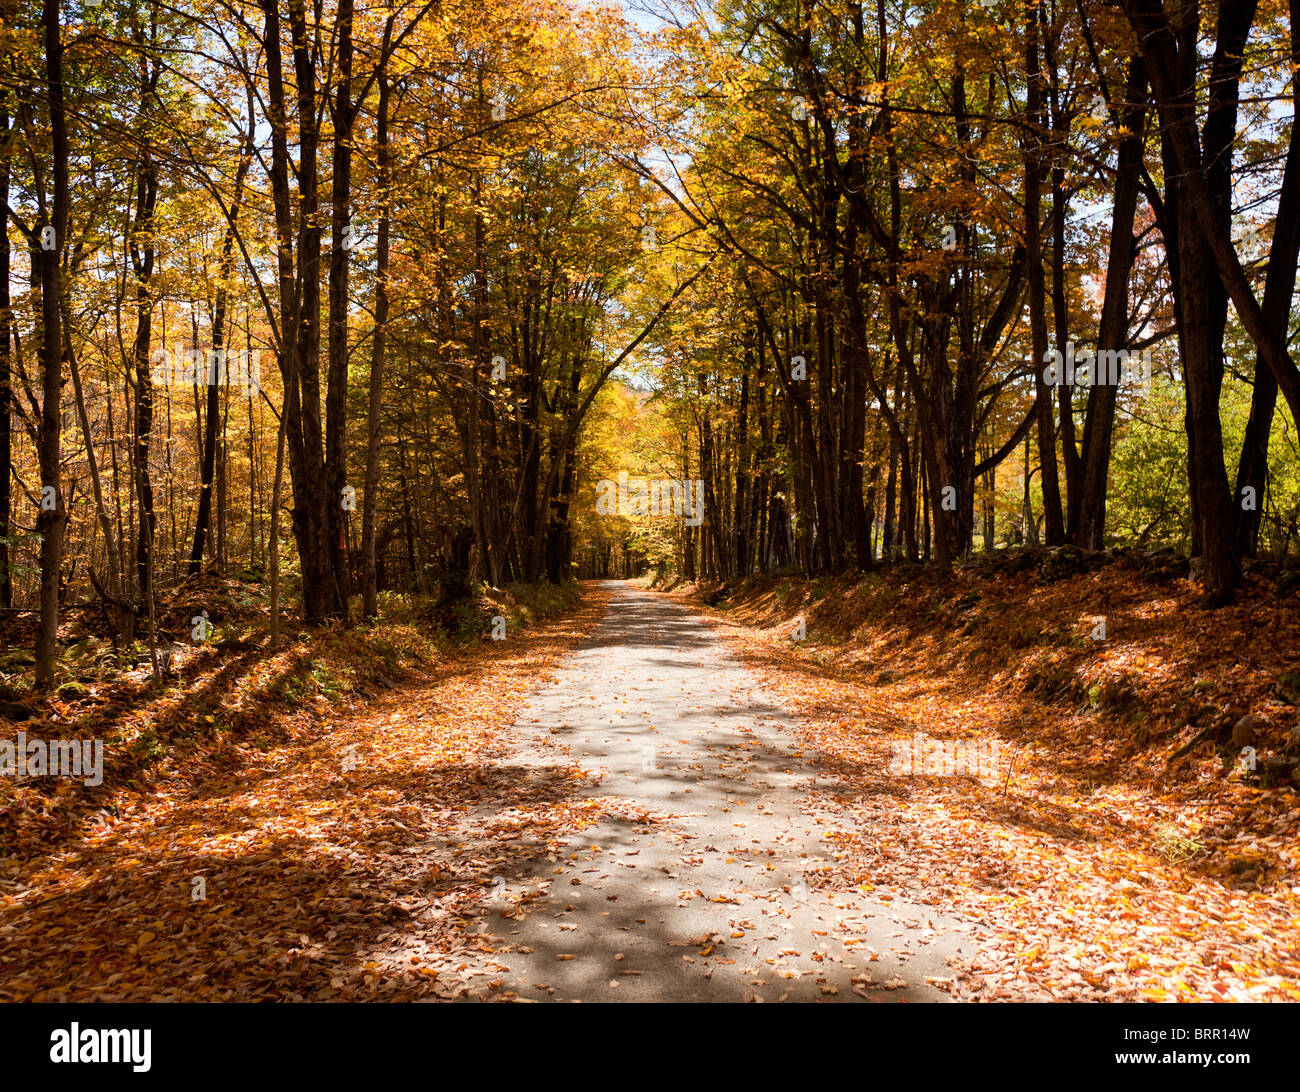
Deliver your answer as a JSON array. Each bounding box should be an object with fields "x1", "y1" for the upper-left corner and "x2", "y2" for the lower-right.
[{"x1": 3, "y1": 0, "x2": 1300, "y2": 650}]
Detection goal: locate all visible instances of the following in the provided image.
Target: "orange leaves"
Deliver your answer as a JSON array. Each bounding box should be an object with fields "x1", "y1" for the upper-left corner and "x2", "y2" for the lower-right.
[
  {"x1": 681, "y1": 570, "x2": 1300, "y2": 1003},
  {"x1": 0, "y1": 588, "x2": 612, "y2": 1003}
]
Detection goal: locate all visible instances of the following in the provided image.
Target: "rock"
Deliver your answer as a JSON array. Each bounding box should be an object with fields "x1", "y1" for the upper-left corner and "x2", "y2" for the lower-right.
[
  {"x1": 1260, "y1": 755, "x2": 1298, "y2": 788},
  {"x1": 0, "y1": 700, "x2": 36, "y2": 721},
  {"x1": 1036, "y1": 545, "x2": 1093, "y2": 583},
  {"x1": 1276, "y1": 671, "x2": 1300, "y2": 706},
  {"x1": 56, "y1": 680, "x2": 90, "y2": 700},
  {"x1": 1004, "y1": 548, "x2": 1043, "y2": 574},
  {"x1": 700, "y1": 584, "x2": 731, "y2": 606},
  {"x1": 1232, "y1": 714, "x2": 1269, "y2": 749}
]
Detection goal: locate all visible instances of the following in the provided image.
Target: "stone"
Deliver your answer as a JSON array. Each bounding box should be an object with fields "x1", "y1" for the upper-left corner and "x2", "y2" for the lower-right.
[
  {"x1": 0, "y1": 700, "x2": 36, "y2": 721},
  {"x1": 56, "y1": 680, "x2": 90, "y2": 700},
  {"x1": 1260, "y1": 755, "x2": 1297, "y2": 788},
  {"x1": 1231, "y1": 714, "x2": 1269, "y2": 749}
]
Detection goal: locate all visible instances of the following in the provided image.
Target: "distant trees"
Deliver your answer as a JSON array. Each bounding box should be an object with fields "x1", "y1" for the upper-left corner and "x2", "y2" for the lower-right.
[
  {"x1": 0, "y1": 0, "x2": 684, "y2": 675},
  {"x1": 629, "y1": 0, "x2": 1300, "y2": 600},
  {"x1": 4, "y1": 0, "x2": 1299, "y2": 685}
]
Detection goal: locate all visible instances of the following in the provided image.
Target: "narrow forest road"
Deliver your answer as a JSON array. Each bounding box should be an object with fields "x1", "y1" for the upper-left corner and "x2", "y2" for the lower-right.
[{"x1": 464, "y1": 581, "x2": 980, "y2": 1001}]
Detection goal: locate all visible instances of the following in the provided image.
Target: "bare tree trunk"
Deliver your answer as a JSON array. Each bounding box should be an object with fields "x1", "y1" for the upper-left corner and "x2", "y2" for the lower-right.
[
  {"x1": 1025, "y1": 4, "x2": 1064, "y2": 545},
  {"x1": 190, "y1": 132, "x2": 252, "y2": 575},
  {"x1": 67, "y1": 310, "x2": 123, "y2": 595},
  {"x1": 362, "y1": 70, "x2": 391, "y2": 619},
  {"x1": 269, "y1": 396, "x2": 290, "y2": 651},
  {"x1": 34, "y1": 0, "x2": 70, "y2": 691},
  {"x1": 1074, "y1": 58, "x2": 1148, "y2": 548},
  {"x1": 325, "y1": 0, "x2": 356, "y2": 615},
  {"x1": 129, "y1": 45, "x2": 160, "y2": 603},
  {"x1": 0, "y1": 68, "x2": 11, "y2": 610},
  {"x1": 1234, "y1": 0, "x2": 1300, "y2": 557}
]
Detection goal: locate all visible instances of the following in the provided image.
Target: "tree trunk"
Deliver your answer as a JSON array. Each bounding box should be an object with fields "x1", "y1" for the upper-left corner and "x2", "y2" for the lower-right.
[
  {"x1": 362, "y1": 71, "x2": 391, "y2": 619},
  {"x1": 34, "y1": 0, "x2": 70, "y2": 691},
  {"x1": 1234, "y1": 0, "x2": 1300, "y2": 557},
  {"x1": 325, "y1": 0, "x2": 355, "y2": 615},
  {"x1": 1025, "y1": 2, "x2": 1065, "y2": 545},
  {"x1": 0, "y1": 71, "x2": 10, "y2": 609},
  {"x1": 1074, "y1": 58, "x2": 1147, "y2": 549},
  {"x1": 190, "y1": 136, "x2": 251, "y2": 576}
]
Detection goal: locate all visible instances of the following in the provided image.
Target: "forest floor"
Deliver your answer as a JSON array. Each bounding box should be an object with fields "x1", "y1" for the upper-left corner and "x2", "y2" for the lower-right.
[
  {"x1": 0, "y1": 581, "x2": 615, "y2": 1000},
  {"x1": 1, "y1": 578, "x2": 979, "y2": 1002},
  {"x1": 2, "y1": 559, "x2": 1298, "y2": 1001},
  {"x1": 661, "y1": 551, "x2": 1300, "y2": 1000}
]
